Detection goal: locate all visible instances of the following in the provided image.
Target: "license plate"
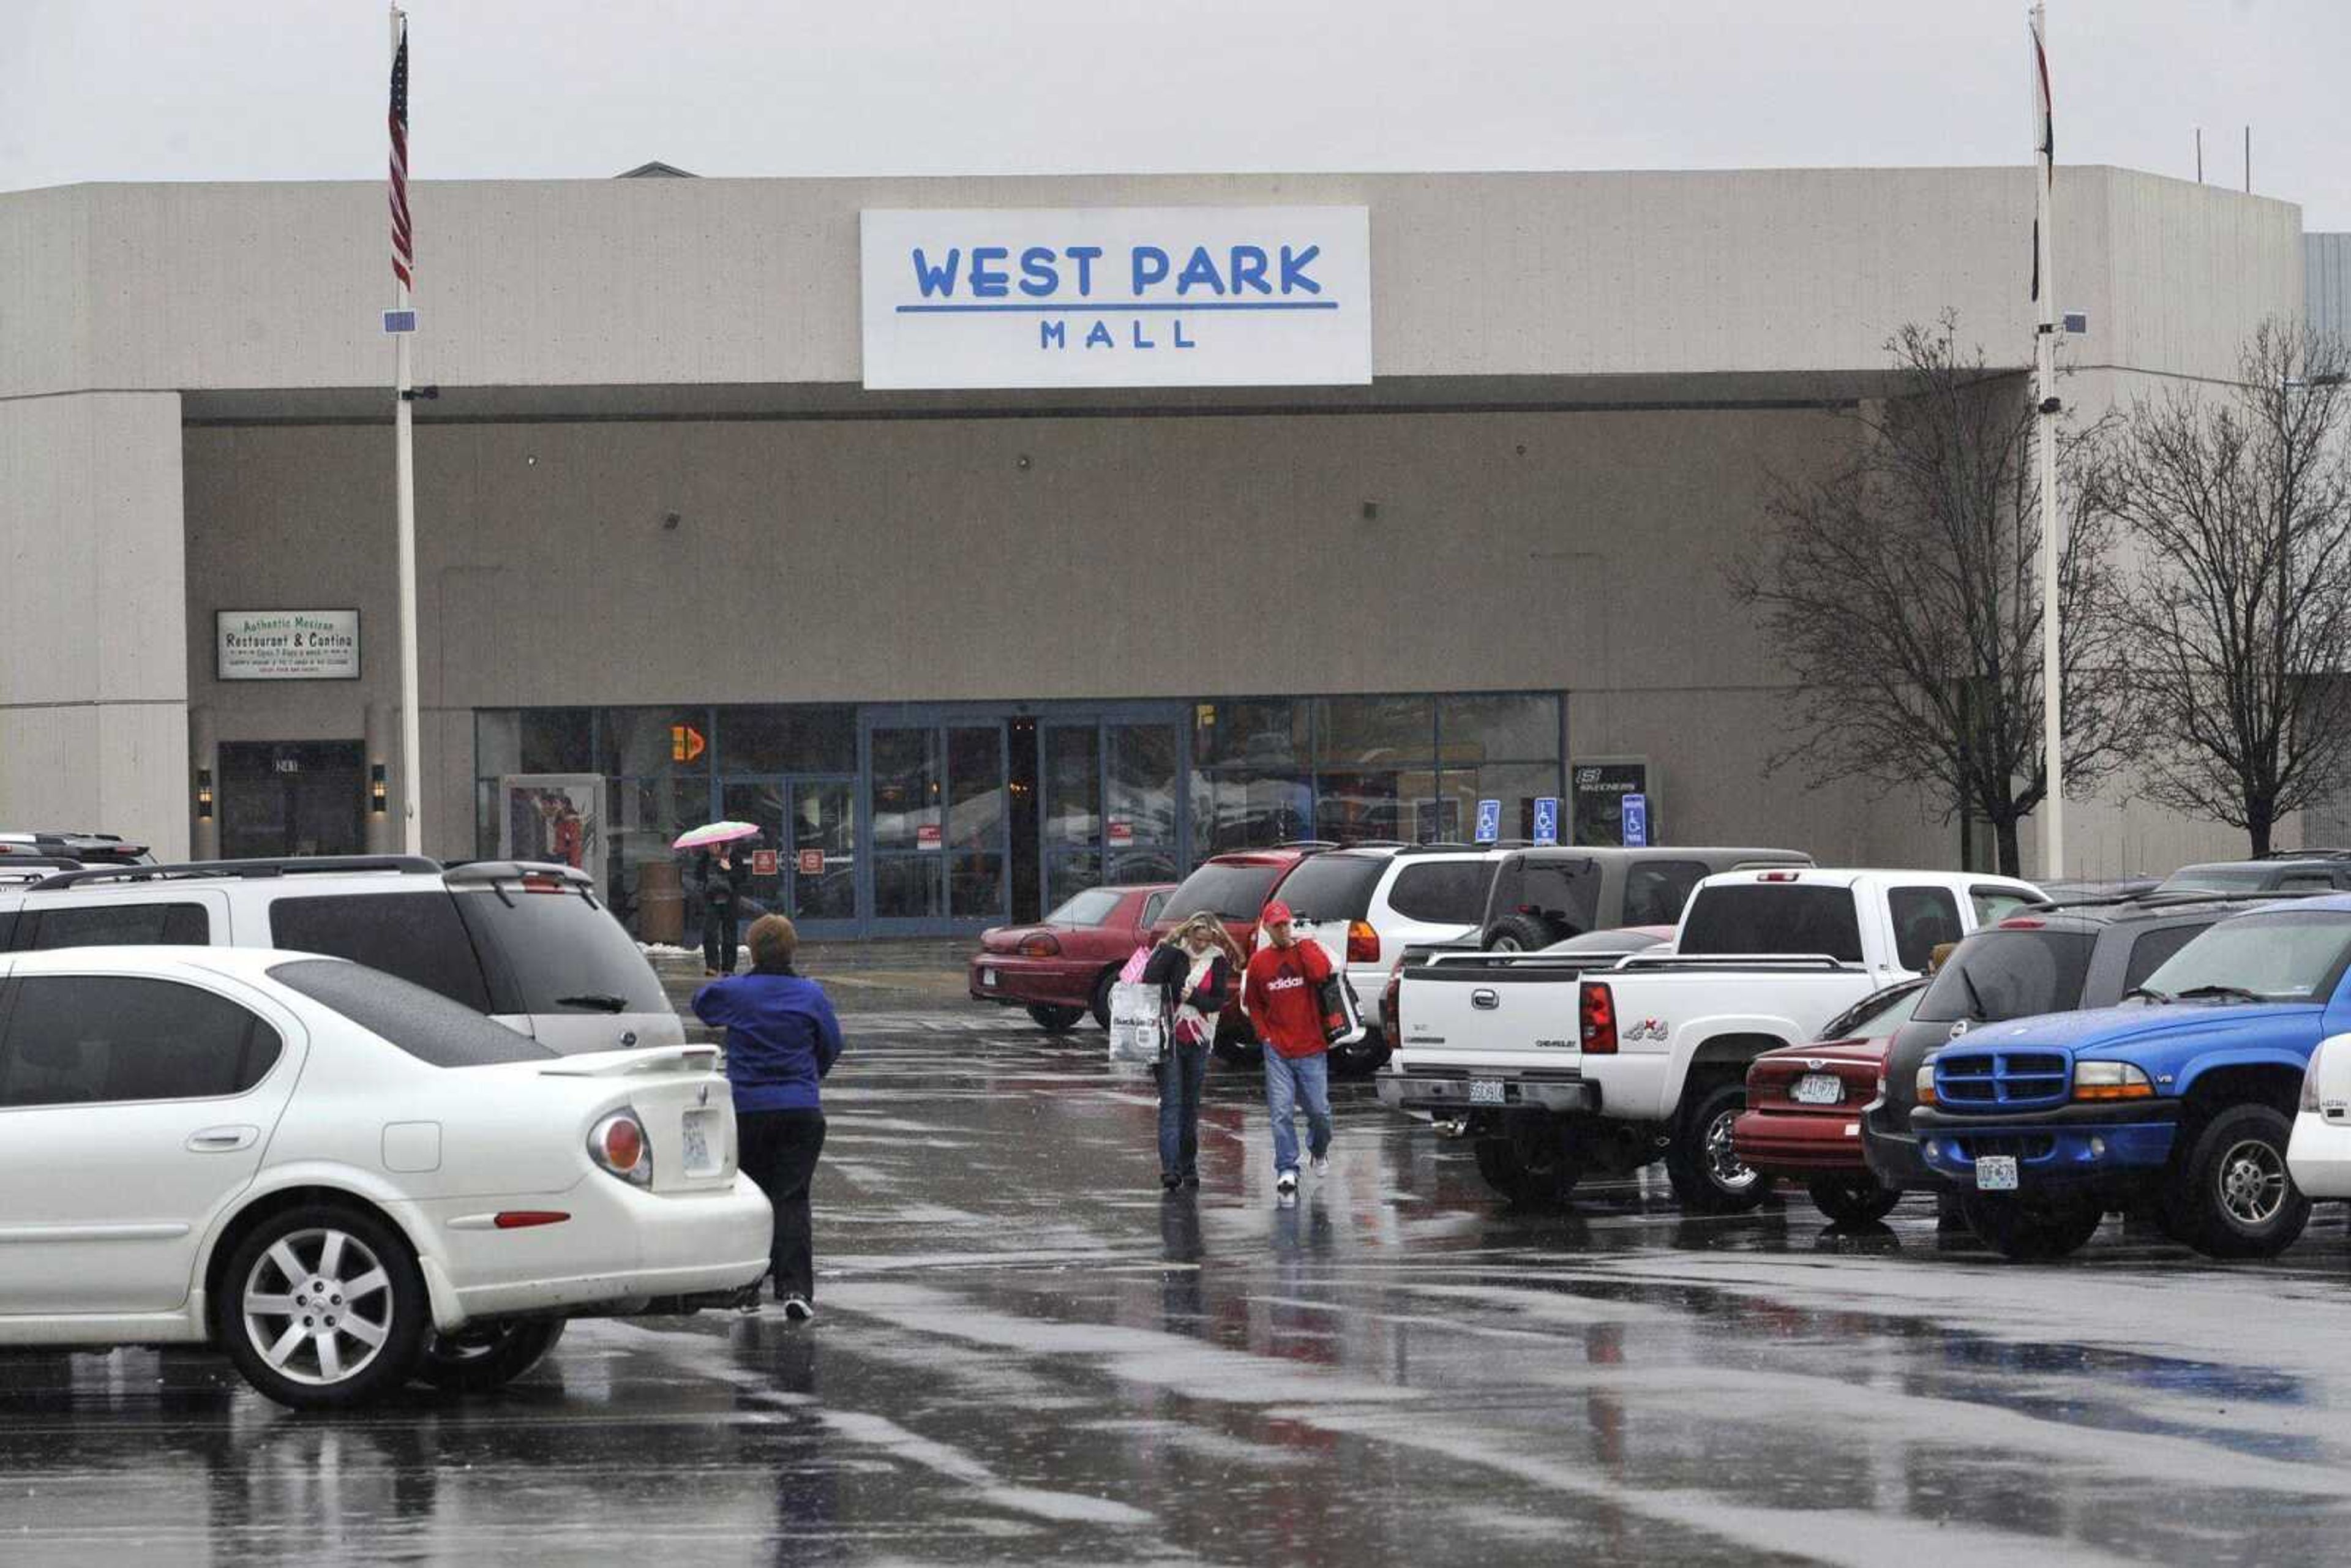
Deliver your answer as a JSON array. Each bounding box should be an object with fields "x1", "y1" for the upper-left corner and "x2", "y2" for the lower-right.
[
  {"x1": 681, "y1": 1109, "x2": 718, "y2": 1174},
  {"x1": 1975, "y1": 1153, "x2": 2019, "y2": 1191},
  {"x1": 1792, "y1": 1073, "x2": 1843, "y2": 1106},
  {"x1": 981, "y1": 966, "x2": 997, "y2": 987},
  {"x1": 1468, "y1": 1079, "x2": 1506, "y2": 1106}
]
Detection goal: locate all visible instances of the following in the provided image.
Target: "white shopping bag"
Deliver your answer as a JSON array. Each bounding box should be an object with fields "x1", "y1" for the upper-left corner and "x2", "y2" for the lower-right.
[{"x1": 1106, "y1": 980, "x2": 1169, "y2": 1066}]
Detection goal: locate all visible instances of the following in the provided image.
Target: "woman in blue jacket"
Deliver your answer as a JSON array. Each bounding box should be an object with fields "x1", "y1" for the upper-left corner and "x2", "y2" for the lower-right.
[{"x1": 692, "y1": 913, "x2": 844, "y2": 1321}]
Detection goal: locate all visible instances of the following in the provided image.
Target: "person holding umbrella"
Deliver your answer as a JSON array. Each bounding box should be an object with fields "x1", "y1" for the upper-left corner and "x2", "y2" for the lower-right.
[{"x1": 674, "y1": 820, "x2": 758, "y2": 977}]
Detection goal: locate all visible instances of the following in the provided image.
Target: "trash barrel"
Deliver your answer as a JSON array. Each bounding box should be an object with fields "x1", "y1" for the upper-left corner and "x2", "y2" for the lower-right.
[{"x1": 638, "y1": 858, "x2": 684, "y2": 945}]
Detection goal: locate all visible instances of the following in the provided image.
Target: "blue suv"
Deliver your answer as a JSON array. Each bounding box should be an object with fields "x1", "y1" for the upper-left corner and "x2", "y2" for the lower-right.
[{"x1": 1911, "y1": 897, "x2": 2351, "y2": 1260}]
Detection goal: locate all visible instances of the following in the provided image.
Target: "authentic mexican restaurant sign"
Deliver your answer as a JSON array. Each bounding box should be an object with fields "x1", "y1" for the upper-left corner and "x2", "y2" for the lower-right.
[
  {"x1": 216, "y1": 609, "x2": 361, "y2": 680},
  {"x1": 859, "y1": 207, "x2": 1372, "y2": 390}
]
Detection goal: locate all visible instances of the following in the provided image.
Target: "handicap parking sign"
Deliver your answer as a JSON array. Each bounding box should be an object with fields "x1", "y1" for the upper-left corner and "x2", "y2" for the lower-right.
[
  {"x1": 1474, "y1": 798, "x2": 1502, "y2": 844},
  {"x1": 1532, "y1": 796, "x2": 1560, "y2": 846},
  {"x1": 1621, "y1": 793, "x2": 1649, "y2": 847}
]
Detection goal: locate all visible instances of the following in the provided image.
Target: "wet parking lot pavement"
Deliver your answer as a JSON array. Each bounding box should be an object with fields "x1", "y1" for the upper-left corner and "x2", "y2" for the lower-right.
[{"x1": 9, "y1": 989, "x2": 2351, "y2": 1565}]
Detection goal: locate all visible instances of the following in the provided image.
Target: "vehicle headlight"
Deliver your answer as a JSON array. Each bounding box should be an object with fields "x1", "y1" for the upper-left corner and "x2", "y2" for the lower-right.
[
  {"x1": 2071, "y1": 1061, "x2": 2154, "y2": 1101},
  {"x1": 1914, "y1": 1063, "x2": 1937, "y2": 1105}
]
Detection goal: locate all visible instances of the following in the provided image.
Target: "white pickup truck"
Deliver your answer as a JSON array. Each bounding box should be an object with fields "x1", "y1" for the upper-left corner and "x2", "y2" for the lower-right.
[{"x1": 1376, "y1": 867, "x2": 2043, "y2": 1210}]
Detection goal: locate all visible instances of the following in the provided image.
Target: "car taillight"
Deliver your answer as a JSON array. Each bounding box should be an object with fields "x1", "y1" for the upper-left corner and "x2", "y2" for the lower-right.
[
  {"x1": 1347, "y1": 920, "x2": 1379, "y2": 964},
  {"x1": 1018, "y1": 932, "x2": 1061, "y2": 958},
  {"x1": 2303, "y1": 1046, "x2": 2325, "y2": 1112},
  {"x1": 2072, "y1": 1062, "x2": 2154, "y2": 1102},
  {"x1": 1380, "y1": 965, "x2": 1403, "y2": 1041},
  {"x1": 521, "y1": 873, "x2": 566, "y2": 893},
  {"x1": 2000, "y1": 917, "x2": 2046, "y2": 929},
  {"x1": 588, "y1": 1109, "x2": 653, "y2": 1187},
  {"x1": 1757, "y1": 871, "x2": 1799, "y2": 882},
  {"x1": 1580, "y1": 981, "x2": 1618, "y2": 1054}
]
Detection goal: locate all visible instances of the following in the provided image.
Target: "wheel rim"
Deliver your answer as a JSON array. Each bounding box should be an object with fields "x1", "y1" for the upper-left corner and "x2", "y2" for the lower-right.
[
  {"x1": 241, "y1": 1228, "x2": 396, "y2": 1387},
  {"x1": 1704, "y1": 1108, "x2": 1758, "y2": 1192},
  {"x1": 2216, "y1": 1138, "x2": 2288, "y2": 1228},
  {"x1": 1493, "y1": 936, "x2": 1522, "y2": 952}
]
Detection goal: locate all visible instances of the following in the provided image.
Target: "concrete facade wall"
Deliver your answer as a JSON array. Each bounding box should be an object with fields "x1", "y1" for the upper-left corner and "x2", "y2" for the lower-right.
[{"x1": 0, "y1": 392, "x2": 190, "y2": 856}]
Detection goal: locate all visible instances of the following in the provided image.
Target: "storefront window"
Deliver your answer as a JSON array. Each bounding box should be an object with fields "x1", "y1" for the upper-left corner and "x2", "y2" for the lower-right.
[
  {"x1": 1438, "y1": 763, "x2": 1561, "y2": 844},
  {"x1": 475, "y1": 709, "x2": 593, "y2": 775},
  {"x1": 1044, "y1": 726, "x2": 1100, "y2": 847},
  {"x1": 599, "y1": 707, "x2": 709, "y2": 778},
  {"x1": 1193, "y1": 770, "x2": 1312, "y2": 854},
  {"x1": 1314, "y1": 695, "x2": 1436, "y2": 768},
  {"x1": 1438, "y1": 693, "x2": 1560, "y2": 766},
  {"x1": 870, "y1": 727, "x2": 941, "y2": 851},
  {"x1": 947, "y1": 726, "x2": 1004, "y2": 918},
  {"x1": 1194, "y1": 699, "x2": 1305, "y2": 768},
  {"x1": 1108, "y1": 725, "x2": 1180, "y2": 850},
  {"x1": 714, "y1": 705, "x2": 856, "y2": 775}
]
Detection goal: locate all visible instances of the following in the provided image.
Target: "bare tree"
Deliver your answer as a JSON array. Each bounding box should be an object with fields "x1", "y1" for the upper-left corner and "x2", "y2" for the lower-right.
[
  {"x1": 2102, "y1": 320, "x2": 2351, "y2": 855},
  {"x1": 1729, "y1": 316, "x2": 2135, "y2": 877}
]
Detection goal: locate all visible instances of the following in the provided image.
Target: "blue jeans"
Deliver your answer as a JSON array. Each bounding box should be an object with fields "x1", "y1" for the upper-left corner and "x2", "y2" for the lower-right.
[
  {"x1": 1156, "y1": 1040, "x2": 1212, "y2": 1180},
  {"x1": 1263, "y1": 1049, "x2": 1332, "y2": 1176}
]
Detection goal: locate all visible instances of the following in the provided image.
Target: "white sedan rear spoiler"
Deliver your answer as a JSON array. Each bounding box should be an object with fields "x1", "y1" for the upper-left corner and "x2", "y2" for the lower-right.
[{"x1": 538, "y1": 1044, "x2": 722, "y2": 1078}]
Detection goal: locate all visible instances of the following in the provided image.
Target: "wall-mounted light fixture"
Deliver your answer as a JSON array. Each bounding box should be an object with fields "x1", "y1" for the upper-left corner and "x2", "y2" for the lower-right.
[
  {"x1": 370, "y1": 763, "x2": 389, "y2": 814},
  {"x1": 195, "y1": 768, "x2": 214, "y2": 820}
]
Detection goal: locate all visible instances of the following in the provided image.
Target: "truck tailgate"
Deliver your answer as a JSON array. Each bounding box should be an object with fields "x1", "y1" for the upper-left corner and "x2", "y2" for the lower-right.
[{"x1": 1393, "y1": 955, "x2": 1591, "y2": 1067}]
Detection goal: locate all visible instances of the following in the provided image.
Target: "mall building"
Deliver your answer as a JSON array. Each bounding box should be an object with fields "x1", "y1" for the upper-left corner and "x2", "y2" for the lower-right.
[{"x1": 0, "y1": 165, "x2": 2317, "y2": 937}]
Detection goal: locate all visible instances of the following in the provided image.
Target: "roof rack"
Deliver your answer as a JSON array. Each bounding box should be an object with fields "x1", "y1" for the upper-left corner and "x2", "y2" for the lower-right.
[
  {"x1": 30, "y1": 855, "x2": 443, "y2": 893},
  {"x1": 2024, "y1": 886, "x2": 2331, "y2": 913},
  {"x1": 2256, "y1": 847, "x2": 2351, "y2": 861},
  {"x1": 1397, "y1": 841, "x2": 1483, "y2": 855},
  {"x1": 1269, "y1": 840, "x2": 1341, "y2": 852}
]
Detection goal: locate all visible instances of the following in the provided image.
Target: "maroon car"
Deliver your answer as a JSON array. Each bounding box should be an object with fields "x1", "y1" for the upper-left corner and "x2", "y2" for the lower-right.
[
  {"x1": 1732, "y1": 978, "x2": 1928, "y2": 1225},
  {"x1": 969, "y1": 883, "x2": 1176, "y2": 1031}
]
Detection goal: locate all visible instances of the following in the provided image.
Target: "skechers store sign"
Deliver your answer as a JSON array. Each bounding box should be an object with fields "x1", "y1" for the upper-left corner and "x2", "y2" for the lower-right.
[{"x1": 859, "y1": 208, "x2": 1371, "y2": 389}]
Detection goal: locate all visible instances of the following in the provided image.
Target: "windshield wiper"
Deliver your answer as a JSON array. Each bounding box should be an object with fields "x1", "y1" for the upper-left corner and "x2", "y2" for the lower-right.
[
  {"x1": 2175, "y1": 984, "x2": 2265, "y2": 1005},
  {"x1": 1955, "y1": 966, "x2": 1990, "y2": 1020},
  {"x1": 2122, "y1": 984, "x2": 2173, "y2": 1005},
  {"x1": 554, "y1": 992, "x2": 631, "y2": 1013}
]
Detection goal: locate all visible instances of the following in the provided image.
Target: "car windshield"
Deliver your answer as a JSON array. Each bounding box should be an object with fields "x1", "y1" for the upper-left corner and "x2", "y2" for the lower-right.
[
  {"x1": 1161, "y1": 861, "x2": 1286, "y2": 922},
  {"x1": 1268, "y1": 855, "x2": 1386, "y2": 923},
  {"x1": 1676, "y1": 885, "x2": 1862, "y2": 961},
  {"x1": 456, "y1": 886, "x2": 672, "y2": 1014},
  {"x1": 1041, "y1": 888, "x2": 1123, "y2": 927},
  {"x1": 269, "y1": 958, "x2": 557, "y2": 1067},
  {"x1": 1818, "y1": 981, "x2": 1924, "y2": 1041},
  {"x1": 2142, "y1": 911, "x2": 2351, "y2": 1003},
  {"x1": 2158, "y1": 865, "x2": 2271, "y2": 893},
  {"x1": 1914, "y1": 929, "x2": 2095, "y2": 1022}
]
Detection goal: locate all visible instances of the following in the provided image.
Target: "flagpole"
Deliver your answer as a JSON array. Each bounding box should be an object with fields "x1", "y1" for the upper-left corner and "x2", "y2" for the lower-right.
[
  {"x1": 391, "y1": 4, "x2": 423, "y2": 856},
  {"x1": 2033, "y1": 1, "x2": 2063, "y2": 882}
]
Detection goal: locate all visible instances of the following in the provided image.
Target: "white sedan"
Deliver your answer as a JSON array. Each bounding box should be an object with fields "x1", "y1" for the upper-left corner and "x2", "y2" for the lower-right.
[
  {"x1": 2288, "y1": 1033, "x2": 2351, "y2": 1198},
  {"x1": 0, "y1": 945, "x2": 770, "y2": 1408}
]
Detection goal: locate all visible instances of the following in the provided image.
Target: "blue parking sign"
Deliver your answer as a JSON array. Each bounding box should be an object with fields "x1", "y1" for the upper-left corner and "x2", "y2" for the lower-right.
[
  {"x1": 1532, "y1": 796, "x2": 1560, "y2": 846},
  {"x1": 1474, "y1": 798, "x2": 1502, "y2": 844},
  {"x1": 1621, "y1": 793, "x2": 1649, "y2": 847}
]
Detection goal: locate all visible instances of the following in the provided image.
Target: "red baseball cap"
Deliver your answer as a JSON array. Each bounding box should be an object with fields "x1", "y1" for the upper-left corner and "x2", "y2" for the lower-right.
[{"x1": 1261, "y1": 901, "x2": 1294, "y2": 925}]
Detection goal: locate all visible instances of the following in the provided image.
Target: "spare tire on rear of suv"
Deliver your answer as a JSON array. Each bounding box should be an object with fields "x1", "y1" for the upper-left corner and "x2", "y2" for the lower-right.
[{"x1": 1483, "y1": 913, "x2": 1561, "y2": 953}]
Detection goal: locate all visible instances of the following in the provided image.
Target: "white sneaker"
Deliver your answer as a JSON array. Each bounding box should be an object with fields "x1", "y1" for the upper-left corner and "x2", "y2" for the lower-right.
[
  {"x1": 1310, "y1": 1154, "x2": 1330, "y2": 1177},
  {"x1": 1275, "y1": 1170, "x2": 1299, "y2": 1196}
]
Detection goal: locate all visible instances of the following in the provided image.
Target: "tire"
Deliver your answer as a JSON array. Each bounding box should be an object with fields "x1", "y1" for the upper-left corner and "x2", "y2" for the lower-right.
[
  {"x1": 2161, "y1": 1103, "x2": 2311, "y2": 1259},
  {"x1": 1483, "y1": 913, "x2": 1558, "y2": 953},
  {"x1": 1327, "y1": 1026, "x2": 1391, "y2": 1078},
  {"x1": 1026, "y1": 1003, "x2": 1086, "y2": 1032},
  {"x1": 1960, "y1": 1193, "x2": 2104, "y2": 1261},
  {"x1": 214, "y1": 1202, "x2": 429, "y2": 1410},
  {"x1": 1473, "y1": 1126, "x2": 1583, "y2": 1206},
  {"x1": 415, "y1": 1318, "x2": 567, "y2": 1394},
  {"x1": 1807, "y1": 1174, "x2": 1901, "y2": 1227},
  {"x1": 1089, "y1": 971, "x2": 1117, "y2": 1030},
  {"x1": 1664, "y1": 1080, "x2": 1775, "y2": 1214}
]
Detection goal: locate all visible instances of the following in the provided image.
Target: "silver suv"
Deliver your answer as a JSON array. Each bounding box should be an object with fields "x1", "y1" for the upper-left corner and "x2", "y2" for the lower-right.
[{"x1": 0, "y1": 856, "x2": 681, "y2": 1056}]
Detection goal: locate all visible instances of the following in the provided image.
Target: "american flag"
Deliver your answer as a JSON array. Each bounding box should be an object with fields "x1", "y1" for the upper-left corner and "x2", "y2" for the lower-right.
[{"x1": 389, "y1": 12, "x2": 413, "y2": 291}]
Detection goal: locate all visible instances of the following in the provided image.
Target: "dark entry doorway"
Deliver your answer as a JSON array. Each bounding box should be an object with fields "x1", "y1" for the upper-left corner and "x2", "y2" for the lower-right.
[
  {"x1": 1009, "y1": 717, "x2": 1040, "y2": 923},
  {"x1": 219, "y1": 741, "x2": 366, "y2": 860}
]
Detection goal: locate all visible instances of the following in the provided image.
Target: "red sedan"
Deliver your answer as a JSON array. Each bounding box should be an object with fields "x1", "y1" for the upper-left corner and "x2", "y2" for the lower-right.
[
  {"x1": 969, "y1": 883, "x2": 1176, "y2": 1032},
  {"x1": 1732, "y1": 978, "x2": 1927, "y2": 1226}
]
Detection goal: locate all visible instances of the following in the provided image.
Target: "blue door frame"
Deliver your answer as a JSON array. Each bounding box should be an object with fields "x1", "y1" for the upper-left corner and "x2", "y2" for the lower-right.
[{"x1": 856, "y1": 701, "x2": 1191, "y2": 939}]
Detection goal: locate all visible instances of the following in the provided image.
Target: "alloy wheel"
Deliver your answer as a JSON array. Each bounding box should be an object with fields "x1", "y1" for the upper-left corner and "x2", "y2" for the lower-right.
[
  {"x1": 240, "y1": 1227, "x2": 397, "y2": 1387},
  {"x1": 2216, "y1": 1138, "x2": 2287, "y2": 1228},
  {"x1": 1704, "y1": 1108, "x2": 1758, "y2": 1193}
]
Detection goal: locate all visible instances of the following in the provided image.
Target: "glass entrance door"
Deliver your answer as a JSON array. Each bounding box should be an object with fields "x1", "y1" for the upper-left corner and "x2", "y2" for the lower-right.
[
  {"x1": 719, "y1": 775, "x2": 860, "y2": 938},
  {"x1": 863, "y1": 716, "x2": 1011, "y2": 934},
  {"x1": 1036, "y1": 712, "x2": 1185, "y2": 915}
]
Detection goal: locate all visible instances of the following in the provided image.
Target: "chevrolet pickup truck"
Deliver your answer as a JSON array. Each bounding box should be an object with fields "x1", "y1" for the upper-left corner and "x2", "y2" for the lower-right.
[
  {"x1": 1377, "y1": 868, "x2": 2041, "y2": 1209},
  {"x1": 1912, "y1": 896, "x2": 2351, "y2": 1261}
]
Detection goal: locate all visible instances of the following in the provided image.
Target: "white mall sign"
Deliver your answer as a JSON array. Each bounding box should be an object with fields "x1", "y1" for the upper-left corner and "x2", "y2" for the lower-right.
[
  {"x1": 860, "y1": 207, "x2": 1371, "y2": 391},
  {"x1": 216, "y1": 609, "x2": 361, "y2": 680}
]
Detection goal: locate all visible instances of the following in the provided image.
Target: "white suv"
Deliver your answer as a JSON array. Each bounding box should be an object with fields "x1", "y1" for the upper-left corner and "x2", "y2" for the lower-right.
[
  {"x1": 1272, "y1": 845, "x2": 1509, "y2": 1076},
  {"x1": 0, "y1": 856, "x2": 682, "y2": 1056}
]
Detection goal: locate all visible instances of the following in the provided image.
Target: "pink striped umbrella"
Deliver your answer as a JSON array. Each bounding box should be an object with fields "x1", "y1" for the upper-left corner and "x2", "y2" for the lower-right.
[{"x1": 672, "y1": 820, "x2": 759, "y2": 851}]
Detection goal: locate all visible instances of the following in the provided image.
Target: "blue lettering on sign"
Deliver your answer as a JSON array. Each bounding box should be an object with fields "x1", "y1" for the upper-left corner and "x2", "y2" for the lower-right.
[
  {"x1": 1018, "y1": 247, "x2": 1057, "y2": 297},
  {"x1": 1475, "y1": 799, "x2": 1502, "y2": 844},
  {"x1": 967, "y1": 246, "x2": 1010, "y2": 298},
  {"x1": 912, "y1": 247, "x2": 961, "y2": 297},
  {"x1": 1230, "y1": 246, "x2": 1270, "y2": 294},
  {"x1": 1131, "y1": 246, "x2": 1171, "y2": 294},
  {"x1": 1175, "y1": 246, "x2": 1226, "y2": 296},
  {"x1": 1622, "y1": 793, "x2": 1649, "y2": 847},
  {"x1": 1066, "y1": 245, "x2": 1103, "y2": 294},
  {"x1": 1132, "y1": 320, "x2": 1155, "y2": 349},
  {"x1": 1085, "y1": 320, "x2": 1114, "y2": 349},
  {"x1": 1040, "y1": 320, "x2": 1067, "y2": 349},
  {"x1": 1532, "y1": 797, "x2": 1560, "y2": 846},
  {"x1": 1174, "y1": 320, "x2": 1194, "y2": 348},
  {"x1": 1280, "y1": 244, "x2": 1322, "y2": 294}
]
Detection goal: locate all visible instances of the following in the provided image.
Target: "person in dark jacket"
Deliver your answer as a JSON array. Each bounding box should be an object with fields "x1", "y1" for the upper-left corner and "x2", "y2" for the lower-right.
[
  {"x1": 692, "y1": 914, "x2": 842, "y2": 1321},
  {"x1": 1141, "y1": 913, "x2": 1242, "y2": 1191},
  {"x1": 696, "y1": 844, "x2": 746, "y2": 976}
]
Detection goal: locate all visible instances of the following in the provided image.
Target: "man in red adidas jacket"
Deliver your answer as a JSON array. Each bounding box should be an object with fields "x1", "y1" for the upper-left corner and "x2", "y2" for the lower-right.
[{"x1": 1242, "y1": 900, "x2": 1335, "y2": 1199}]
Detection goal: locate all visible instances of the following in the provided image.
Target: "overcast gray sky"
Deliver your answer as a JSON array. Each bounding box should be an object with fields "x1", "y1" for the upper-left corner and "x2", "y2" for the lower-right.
[{"x1": 8, "y1": 1, "x2": 2349, "y2": 227}]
